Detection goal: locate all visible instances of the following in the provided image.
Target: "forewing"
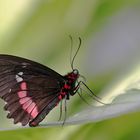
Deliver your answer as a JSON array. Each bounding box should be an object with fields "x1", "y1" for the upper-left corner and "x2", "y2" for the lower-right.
[{"x1": 0, "y1": 55, "x2": 64, "y2": 126}]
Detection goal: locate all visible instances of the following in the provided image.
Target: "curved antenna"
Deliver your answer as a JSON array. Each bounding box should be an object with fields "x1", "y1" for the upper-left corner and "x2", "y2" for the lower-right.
[
  {"x1": 69, "y1": 35, "x2": 73, "y2": 70},
  {"x1": 71, "y1": 37, "x2": 82, "y2": 70}
]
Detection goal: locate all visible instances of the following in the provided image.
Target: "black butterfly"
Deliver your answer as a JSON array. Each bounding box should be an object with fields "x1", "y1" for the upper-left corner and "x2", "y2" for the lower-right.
[
  {"x1": 0, "y1": 38, "x2": 102, "y2": 127},
  {"x1": 0, "y1": 54, "x2": 79, "y2": 126}
]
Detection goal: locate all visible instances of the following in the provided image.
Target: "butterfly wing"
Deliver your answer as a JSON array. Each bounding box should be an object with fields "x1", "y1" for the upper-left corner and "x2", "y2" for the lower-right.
[{"x1": 0, "y1": 54, "x2": 65, "y2": 126}]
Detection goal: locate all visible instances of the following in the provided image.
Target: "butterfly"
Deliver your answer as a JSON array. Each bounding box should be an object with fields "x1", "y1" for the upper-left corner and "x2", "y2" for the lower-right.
[{"x1": 0, "y1": 38, "x2": 102, "y2": 127}]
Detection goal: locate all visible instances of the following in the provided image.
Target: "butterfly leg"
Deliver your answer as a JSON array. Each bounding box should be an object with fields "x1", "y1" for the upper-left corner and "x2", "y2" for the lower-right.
[
  {"x1": 70, "y1": 81, "x2": 81, "y2": 96},
  {"x1": 58, "y1": 100, "x2": 63, "y2": 121},
  {"x1": 66, "y1": 94, "x2": 70, "y2": 100},
  {"x1": 62, "y1": 96, "x2": 67, "y2": 126},
  {"x1": 79, "y1": 81, "x2": 106, "y2": 105}
]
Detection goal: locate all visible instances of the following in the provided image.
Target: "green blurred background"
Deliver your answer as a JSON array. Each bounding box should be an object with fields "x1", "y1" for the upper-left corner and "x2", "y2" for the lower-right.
[{"x1": 0, "y1": 0, "x2": 140, "y2": 139}]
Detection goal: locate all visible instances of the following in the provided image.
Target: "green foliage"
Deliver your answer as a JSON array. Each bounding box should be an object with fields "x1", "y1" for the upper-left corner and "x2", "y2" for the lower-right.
[{"x1": 0, "y1": 0, "x2": 140, "y2": 140}]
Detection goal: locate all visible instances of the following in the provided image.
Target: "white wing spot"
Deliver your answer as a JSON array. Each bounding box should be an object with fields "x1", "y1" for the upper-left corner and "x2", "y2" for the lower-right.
[
  {"x1": 15, "y1": 72, "x2": 23, "y2": 82},
  {"x1": 18, "y1": 72, "x2": 23, "y2": 75}
]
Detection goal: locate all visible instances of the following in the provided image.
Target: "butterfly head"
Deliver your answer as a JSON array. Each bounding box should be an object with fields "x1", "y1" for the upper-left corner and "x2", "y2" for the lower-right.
[
  {"x1": 72, "y1": 69, "x2": 79, "y2": 79},
  {"x1": 72, "y1": 69, "x2": 79, "y2": 75},
  {"x1": 66, "y1": 69, "x2": 79, "y2": 82}
]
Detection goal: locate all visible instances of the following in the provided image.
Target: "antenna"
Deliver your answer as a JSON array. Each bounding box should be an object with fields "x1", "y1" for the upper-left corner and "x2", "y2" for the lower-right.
[
  {"x1": 69, "y1": 35, "x2": 73, "y2": 70},
  {"x1": 69, "y1": 36, "x2": 82, "y2": 70}
]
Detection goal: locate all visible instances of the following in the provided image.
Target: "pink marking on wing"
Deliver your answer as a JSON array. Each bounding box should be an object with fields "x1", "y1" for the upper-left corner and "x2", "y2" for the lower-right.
[
  {"x1": 21, "y1": 82, "x2": 27, "y2": 90},
  {"x1": 19, "y1": 97, "x2": 30, "y2": 104},
  {"x1": 31, "y1": 107, "x2": 38, "y2": 118},
  {"x1": 18, "y1": 82, "x2": 39, "y2": 118},
  {"x1": 22, "y1": 100, "x2": 32, "y2": 110},
  {"x1": 26, "y1": 102, "x2": 36, "y2": 114},
  {"x1": 18, "y1": 91, "x2": 27, "y2": 98}
]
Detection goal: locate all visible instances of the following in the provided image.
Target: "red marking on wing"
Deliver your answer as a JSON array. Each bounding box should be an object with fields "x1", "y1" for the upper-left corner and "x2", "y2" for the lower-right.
[
  {"x1": 31, "y1": 107, "x2": 38, "y2": 118},
  {"x1": 18, "y1": 82, "x2": 27, "y2": 98},
  {"x1": 19, "y1": 97, "x2": 30, "y2": 104},
  {"x1": 26, "y1": 102, "x2": 38, "y2": 118},
  {"x1": 18, "y1": 91, "x2": 27, "y2": 98},
  {"x1": 26, "y1": 102, "x2": 35, "y2": 113},
  {"x1": 18, "y1": 82, "x2": 39, "y2": 119},
  {"x1": 21, "y1": 82, "x2": 27, "y2": 90},
  {"x1": 22, "y1": 100, "x2": 32, "y2": 110}
]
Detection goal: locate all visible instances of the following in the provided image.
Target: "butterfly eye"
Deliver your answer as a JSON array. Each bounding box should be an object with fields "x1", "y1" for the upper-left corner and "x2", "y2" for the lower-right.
[{"x1": 73, "y1": 69, "x2": 79, "y2": 75}]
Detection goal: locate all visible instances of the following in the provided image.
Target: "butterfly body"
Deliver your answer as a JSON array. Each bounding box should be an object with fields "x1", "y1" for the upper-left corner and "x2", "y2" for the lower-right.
[{"x1": 0, "y1": 55, "x2": 80, "y2": 127}]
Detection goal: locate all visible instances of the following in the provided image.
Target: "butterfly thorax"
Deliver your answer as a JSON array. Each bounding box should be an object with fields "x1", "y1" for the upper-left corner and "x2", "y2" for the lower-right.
[{"x1": 58, "y1": 69, "x2": 79, "y2": 100}]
